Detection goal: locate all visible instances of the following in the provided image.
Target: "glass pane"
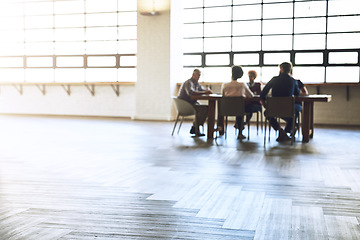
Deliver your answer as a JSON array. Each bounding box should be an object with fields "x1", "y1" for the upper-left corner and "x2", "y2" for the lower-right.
[
  {"x1": 25, "y1": 29, "x2": 53, "y2": 42},
  {"x1": 263, "y1": 19, "x2": 293, "y2": 35},
  {"x1": 27, "y1": 57, "x2": 53, "y2": 67},
  {"x1": 118, "y1": 40, "x2": 137, "y2": 54},
  {"x1": 0, "y1": 3, "x2": 23, "y2": 17},
  {"x1": 204, "y1": 0, "x2": 231, "y2": 7},
  {"x1": 205, "y1": 54, "x2": 229, "y2": 65},
  {"x1": 183, "y1": 0, "x2": 203, "y2": 8},
  {"x1": 120, "y1": 56, "x2": 136, "y2": 67},
  {"x1": 232, "y1": 36, "x2": 261, "y2": 51},
  {"x1": 294, "y1": 1, "x2": 327, "y2": 17},
  {"x1": 86, "y1": 13, "x2": 117, "y2": 27},
  {"x1": 0, "y1": 16, "x2": 24, "y2": 30},
  {"x1": 86, "y1": 27, "x2": 118, "y2": 41},
  {"x1": 295, "y1": 53, "x2": 323, "y2": 64},
  {"x1": 54, "y1": 0, "x2": 84, "y2": 14},
  {"x1": 293, "y1": 34, "x2": 325, "y2": 50},
  {"x1": 294, "y1": 18, "x2": 326, "y2": 34},
  {"x1": 0, "y1": 57, "x2": 23, "y2": 67},
  {"x1": 233, "y1": 5, "x2": 262, "y2": 20},
  {"x1": 262, "y1": 35, "x2": 293, "y2": 50},
  {"x1": 86, "y1": 0, "x2": 117, "y2": 13},
  {"x1": 0, "y1": 43, "x2": 24, "y2": 56},
  {"x1": 292, "y1": 67, "x2": 325, "y2": 83},
  {"x1": 263, "y1": 0, "x2": 292, "y2": 2},
  {"x1": 118, "y1": 68, "x2": 137, "y2": 82},
  {"x1": 54, "y1": 28, "x2": 85, "y2": 41},
  {"x1": 329, "y1": 52, "x2": 358, "y2": 64},
  {"x1": 264, "y1": 53, "x2": 290, "y2": 65},
  {"x1": 204, "y1": 7, "x2": 231, "y2": 22},
  {"x1": 25, "y1": 15, "x2": 53, "y2": 28},
  {"x1": 261, "y1": 66, "x2": 280, "y2": 83},
  {"x1": 233, "y1": 0, "x2": 262, "y2": 4},
  {"x1": 1, "y1": 30, "x2": 24, "y2": 43},
  {"x1": 118, "y1": 12, "x2": 137, "y2": 25},
  {"x1": 183, "y1": 55, "x2": 202, "y2": 66},
  {"x1": 25, "y1": 2, "x2": 53, "y2": 15},
  {"x1": 0, "y1": 69, "x2": 24, "y2": 82},
  {"x1": 204, "y1": 22, "x2": 231, "y2": 37},
  {"x1": 202, "y1": 67, "x2": 230, "y2": 82},
  {"x1": 55, "y1": 42, "x2": 86, "y2": 55},
  {"x1": 55, "y1": 68, "x2": 85, "y2": 82},
  {"x1": 86, "y1": 41, "x2": 118, "y2": 54},
  {"x1": 25, "y1": 42, "x2": 54, "y2": 55},
  {"x1": 55, "y1": 14, "x2": 84, "y2": 28},
  {"x1": 327, "y1": 33, "x2": 360, "y2": 49},
  {"x1": 328, "y1": 16, "x2": 360, "y2": 33},
  {"x1": 328, "y1": 0, "x2": 360, "y2": 15},
  {"x1": 25, "y1": 69, "x2": 54, "y2": 83},
  {"x1": 86, "y1": 68, "x2": 117, "y2": 82},
  {"x1": 118, "y1": 26, "x2": 137, "y2": 40},
  {"x1": 118, "y1": 0, "x2": 137, "y2": 11},
  {"x1": 183, "y1": 9, "x2": 203, "y2": 23},
  {"x1": 183, "y1": 38, "x2": 203, "y2": 53},
  {"x1": 183, "y1": 23, "x2": 203, "y2": 38},
  {"x1": 234, "y1": 54, "x2": 259, "y2": 65},
  {"x1": 263, "y1": 3, "x2": 293, "y2": 19},
  {"x1": 233, "y1": 21, "x2": 261, "y2": 36},
  {"x1": 56, "y1": 57, "x2": 84, "y2": 67},
  {"x1": 204, "y1": 37, "x2": 231, "y2": 52},
  {"x1": 87, "y1": 56, "x2": 116, "y2": 67},
  {"x1": 326, "y1": 67, "x2": 359, "y2": 83}
]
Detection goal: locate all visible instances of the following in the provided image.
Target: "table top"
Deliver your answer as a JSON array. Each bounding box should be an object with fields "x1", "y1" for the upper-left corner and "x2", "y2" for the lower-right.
[{"x1": 191, "y1": 94, "x2": 332, "y2": 102}]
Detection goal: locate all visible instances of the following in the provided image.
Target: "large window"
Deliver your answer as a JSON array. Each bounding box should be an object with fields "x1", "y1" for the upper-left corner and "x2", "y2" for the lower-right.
[
  {"x1": 0, "y1": 0, "x2": 137, "y2": 83},
  {"x1": 183, "y1": 0, "x2": 360, "y2": 83}
]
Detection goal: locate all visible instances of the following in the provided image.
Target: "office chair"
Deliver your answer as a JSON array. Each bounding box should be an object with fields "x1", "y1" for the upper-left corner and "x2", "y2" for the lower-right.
[{"x1": 171, "y1": 97, "x2": 198, "y2": 135}]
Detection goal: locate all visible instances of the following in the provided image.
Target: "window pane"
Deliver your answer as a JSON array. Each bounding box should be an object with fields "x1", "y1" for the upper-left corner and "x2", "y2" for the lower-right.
[
  {"x1": 264, "y1": 53, "x2": 290, "y2": 65},
  {"x1": 55, "y1": 42, "x2": 85, "y2": 55},
  {"x1": 233, "y1": 21, "x2": 261, "y2": 36},
  {"x1": 294, "y1": 34, "x2": 325, "y2": 50},
  {"x1": 233, "y1": 5, "x2": 262, "y2": 20},
  {"x1": 56, "y1": 57, "x2": 84, "y2": 67},
  {"x1": 86, "y1": 27, "x2": 118, "y2": 41},
  {"x1": 183, "y1": 24, "x2": 203, "y2": 38},
  {"x1": 262, "y1": 35, "x2": 293, "y2": 50},
  {"x1": 294, "y1": 1, "x2": 327, "y2": 17},
  {"x1": 206, "y1": 54, "x2": 229, "y2": 65},
  {"x1": 234, "y1": 54, "x2": 259, "y2": 65},
  {"x1": 326, "y1": 67, "x2": 359, "y2": 83},
  {"x1": 86, "y1": 41, "x2": 118, "y2": 54},
  {"x1": 204, "y1": 22, "x2": 231, "y2": 37},
  {"x1": 292, "y1": 67, "x2": 325, "y2": 83},
  {"x1": 327, "y1": 33, "x2": 360, "y2": 49},
  {"x1": 87, "y1": 56, "x2": 116, "y2": 67},
  {"x1": 25, "y1": 43, "x2": 54, "y2": 55},
  {"x1": 0, "y1": 3, "x2": 23, "y2": 17},
  {"x1": 203, "y1": 67, "x2": 230, "y2": 82},
  {"x1": 328, "y1": 16, "x2": 360, "y2": 33},
  {"x1": 232, "y1": 36, "x2": 261, "y2": 51},
  {"x1": 204, "y1": 0, "x2": 231, "y2": 7},
  {"x1": 55, "y1": 0, "x2": 84, "y2": 14},
  {"x1": 294, "y1": 18, "x2": 326, "y2": 34},
  {"x1": 118, "y1": 12, "x2": 137, "y2": 25},
  {"x1": 183, "y1": 0, "x2": 203, "y2": 8},
  {"x1": 86, "y1": 13, "x2": 117, "y2": 27},
  {"x1": 183, "y1": 9, "x2": 203, "y2": 23},
  {"x1": 25, "y1": 69, "x2": 54, "y2": 82},
  {"x1": 1, "y1": 30, "x2": 24, "y2": 43},
  {"x1": 27, "y1": 57, "x2": 53, "y2": 67},
  {"x1": 86, "y1": 0, "x2": 117, "y2": 13},
  {"x1": 0, "y1": 16, "x2": 23, "y2": 30},
  {"x1": 233, "y1": 0, "x2": 262, "y2": 4},
  {"x1": 118, "y1": 26, "x2": 137, "y2": 40},
  {"x1": 118, "y1": 68, "x2": 137, "y2": 82},
  {"x1": 263, "y1": 3, "x2": 293, "y2": 19},
  {"x1": 25, "y1": 15, "x2": 53, "y2": 28},
  {"x1": 54, "y1": 29, "x2": 85, "y2": 41},
  {"x1": 261, "y1": 66, "x2": 280, "y2": 83},
  {"x1": 183, "y1": 55, "x2": 202, "y2": 66},
  {"x1": 204, "y1": 37, "x2": 231, "y2": 52},
  {"x1": 25, "y1": 2, "x2": 53, "y2": 15},
  {"x1": 328, "y1": 0, "x2": 360, "y2": 15},
  {"x1": 0, "y1": 69, "x2": 24, "y2": 82},
  {"x1": 55, "y1": 68, "x2": 85, "y2": 82},
  {"x1": 118, "y1": 40, "x2": 137, "y2": 54},
  {"x1": 183, "y1": 38, "x2": 203, "y2": 53},
  {"x1": 295, "y1": 53, "x2": 323, "y2": 64},
  {"x1": 86, "y1": 68, "x2": 117, "y2": 82},
  {"x1": 25, "y1": 29, "x2": 53, "y2": 42},
  {"x1": 120, "y1": 56, "x2": 136, "y2": 67},
  {"x1": 118, "y1": 1, "x2": 137, "y2": 11},
  {"x1": 55, "y1": 14, "x2": 84, "y2": 28},
  {"x1": 0, "y1": 43, "x2": 24, "y2": 56},
  {"x1": 329, "y1": 52, "x2": 358, "y2": 64},
  {"x1": 204, "y1": 7, "x2": 231, "y2": 22},
  {"x1": 263, "y1": 19, "x2": 293, "y2": 35},
  {"x1": 0, "y1": 57, "x2": 23, "y2": 67}
]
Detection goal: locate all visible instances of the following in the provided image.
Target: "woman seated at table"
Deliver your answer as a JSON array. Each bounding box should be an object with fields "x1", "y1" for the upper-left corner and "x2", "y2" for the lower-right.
[
  {"x1": 245, "y1": 70, "x2": 263, "y2": 123},
  {"x1": 221, "y1": 66, "x2": 254, "y2": 139}
]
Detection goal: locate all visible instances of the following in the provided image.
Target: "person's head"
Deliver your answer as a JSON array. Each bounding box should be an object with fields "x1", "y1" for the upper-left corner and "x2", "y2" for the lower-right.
[
  {"x1": 248, "y1": 70, "x2": 257, "y2": 83},
  {"x1": 232, "y1": 65, "x2": 244, "y2": 80},
  {"x1": 191, "y1": 69, "x2": 201, "y2": 82},
  {"x1": 279, "y1": 62, "x2": 293, "y2": 74}
]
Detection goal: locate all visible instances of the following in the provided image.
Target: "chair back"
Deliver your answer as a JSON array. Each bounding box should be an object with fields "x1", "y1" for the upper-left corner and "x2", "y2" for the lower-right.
[
  {"x1": 172, "y1": 97, "x2": 196, "y2": 116},
  {"x1": 218, "y1": 96, "x2": 245, "y2": 117},
  {"x1": 265, "y1": 96, "x2": 295, "y2": 118}
]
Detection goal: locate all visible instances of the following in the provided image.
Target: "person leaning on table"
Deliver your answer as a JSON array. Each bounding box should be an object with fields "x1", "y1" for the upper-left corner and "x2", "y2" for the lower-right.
[
  {"x1": 178, "y1": 69, "x2": 213, "y2": 137},
  {"x1": 260, "y1": 62, "x2": 301, "y2": 142},
  {"x1": 221, "y1": 65, "x2": 254, "y2": 140}
]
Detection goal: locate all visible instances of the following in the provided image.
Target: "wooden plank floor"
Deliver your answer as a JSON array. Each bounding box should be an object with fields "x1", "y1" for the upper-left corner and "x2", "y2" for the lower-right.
[{"x1": 0, "y1": 115, "x2": 359, "y2": 239}]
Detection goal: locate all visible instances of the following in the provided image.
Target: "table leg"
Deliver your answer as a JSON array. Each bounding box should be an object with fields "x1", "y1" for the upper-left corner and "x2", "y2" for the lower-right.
[
  {"x1": 309, "y1": 102, "x2": 314, "y2": 138},
  {"x1": 302, "y1": 101, "x2": 314, "y2": 143},
  {"x1": 207, "y1": 99, "x2": 216, "y2": 139}
]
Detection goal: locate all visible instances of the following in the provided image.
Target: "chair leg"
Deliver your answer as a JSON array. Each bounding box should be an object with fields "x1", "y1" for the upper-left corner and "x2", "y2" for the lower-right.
[
  {"x1": 256, "y1": 111, "x2": 259, "y2": 135},
  {"x1": 291, "y1": 116, "x2": 296, "y2": 145},
  {"x1": 247, "y1": 117, "x2": 250, "y2": 140},
  {"x1": 264, "y1": 119, "x2": 267, "y2": 146},
  {"x1": 172, "y1": 114, "x2": 180, "y2": 136},
  {"x1": 225, "y1": 117, "x2": 228, "y2": 139},
  {"x1": 177, "y1": 116, "x2": 185, "y2": 134}
]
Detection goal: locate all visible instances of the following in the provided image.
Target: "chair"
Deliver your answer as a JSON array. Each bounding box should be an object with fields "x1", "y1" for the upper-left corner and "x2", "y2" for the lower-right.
[
  {"x1": 217, "y1": 96, "x2": 248, "y2": 140},
  {"x1": 245, "y1": 106, "x2": 263, "y2": 135},
  {"x1": 263, "y1": 96, "x2": 296, "y2": 145},
  {"x1": 171, "y1": 97, "x2": 197, "y2": 135}
]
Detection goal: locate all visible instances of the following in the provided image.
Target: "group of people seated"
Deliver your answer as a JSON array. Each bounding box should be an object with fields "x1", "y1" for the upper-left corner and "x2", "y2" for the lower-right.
[{"x1": 177, "y1": 62, "x2": 308, "y2": 142}]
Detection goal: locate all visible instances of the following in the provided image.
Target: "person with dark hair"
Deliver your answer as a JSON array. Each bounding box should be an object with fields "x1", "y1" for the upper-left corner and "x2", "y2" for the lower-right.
[
  {"x1": 221, "y1": 66, "x2": 254, "y2": 139},
  {"x1": 245, "y1": 70, "x2": 262, "y2": 123},
  {"x1": 178, "y1": 69, "x2": 213, "y2": 136},
  {"x1": 260, "y1": 62, "x2": 301, "y2": 142}
]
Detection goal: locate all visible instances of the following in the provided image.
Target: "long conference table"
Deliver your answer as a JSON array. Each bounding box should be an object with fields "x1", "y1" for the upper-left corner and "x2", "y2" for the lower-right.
[{"x1": 190, "y1": 94, "x2": 332, "y2": 142}]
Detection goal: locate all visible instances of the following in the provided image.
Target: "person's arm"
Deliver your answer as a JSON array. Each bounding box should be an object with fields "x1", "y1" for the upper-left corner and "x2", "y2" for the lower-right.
[
  {"x1": 260, "y1": 79, "x2": 273, "y2": 101},
  {"x1": 244, "y1": 83, "x2": 254, "y2": 98}
]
